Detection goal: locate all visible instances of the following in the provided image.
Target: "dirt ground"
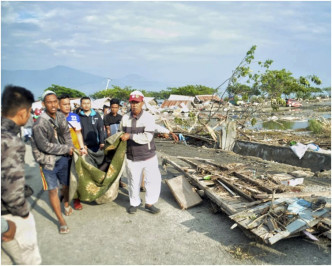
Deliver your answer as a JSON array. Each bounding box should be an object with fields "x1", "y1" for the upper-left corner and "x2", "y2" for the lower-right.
[{"x1": 19, "y1": 140, "x2": 331, "y2": 265}]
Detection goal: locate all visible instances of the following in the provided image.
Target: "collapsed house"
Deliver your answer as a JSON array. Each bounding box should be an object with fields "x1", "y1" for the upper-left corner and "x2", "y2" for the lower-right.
[
  {"x1": 163, "y1": 156, "x2": 331, "y2": 245},
  {"x1": 161, "y1": 94, "x2": 195, "y2": 112}
]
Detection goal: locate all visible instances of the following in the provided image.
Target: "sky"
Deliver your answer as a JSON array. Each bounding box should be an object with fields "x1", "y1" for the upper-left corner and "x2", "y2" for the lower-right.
[{"x1": 1, "y1": 0, "x2": 331, "y2": 90}]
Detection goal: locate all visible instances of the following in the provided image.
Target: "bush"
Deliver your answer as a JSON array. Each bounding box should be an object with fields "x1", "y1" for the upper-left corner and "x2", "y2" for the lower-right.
[{"x1": 308, "y1": 119, "x2": 324, "y2": 134}]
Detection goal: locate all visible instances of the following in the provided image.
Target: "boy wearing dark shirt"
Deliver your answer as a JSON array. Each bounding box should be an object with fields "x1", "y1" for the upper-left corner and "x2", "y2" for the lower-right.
[{"x1": 103, "y1": 98, "x2": 122, "y2": 137}]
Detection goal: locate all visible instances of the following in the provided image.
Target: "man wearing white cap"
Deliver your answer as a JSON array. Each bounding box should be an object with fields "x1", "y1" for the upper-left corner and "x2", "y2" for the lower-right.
[
  {"x1": 119, "y1": 90, "x2": 161, "y2": 214},
  {"x1": 31, "y1": 90, "x2": 74, "y2": 234}
]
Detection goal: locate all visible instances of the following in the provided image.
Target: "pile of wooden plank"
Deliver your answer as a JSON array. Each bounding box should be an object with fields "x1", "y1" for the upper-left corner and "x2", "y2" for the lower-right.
[{"x1": 163, "y1": 155, "x2": 331, "y2": 245}]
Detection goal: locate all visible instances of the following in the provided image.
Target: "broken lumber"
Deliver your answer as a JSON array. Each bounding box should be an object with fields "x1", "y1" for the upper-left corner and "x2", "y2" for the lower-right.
[
  {"x1": 162, "y1": 156, "x2": 238, "y2": 215},
  {"x1": 255, "y1": 191, "x2": 331, "y2": 200},
  {"x1": 165, "y1": 175, "x2": 203, "y2": 209}
]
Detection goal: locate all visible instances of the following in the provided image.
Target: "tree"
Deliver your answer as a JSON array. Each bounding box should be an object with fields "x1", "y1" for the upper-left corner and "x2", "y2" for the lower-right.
[
  {"x1": 323, "y1": 87, "x2": 331, "y2": 96},
  {"x1": 259, "y1": 69, "x2": 297, "y2": 109},
  {"x1": 44, "y1": 84, "x2": 86, "y2": 98},
  {"x1": 251, "y1": 69, "x2": 322, "y2": 110},
  {"x1": 165, "y1": 85, "x2": 216, "y2": 96},
  {"x1": 90, "y1": 85, "x2": 133, "y2": 100}
]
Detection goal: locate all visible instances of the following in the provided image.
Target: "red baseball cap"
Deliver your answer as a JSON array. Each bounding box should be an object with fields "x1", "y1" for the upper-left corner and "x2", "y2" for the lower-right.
[{"x1": 129, "y1": 90, "x2": 144, "y2": 102}]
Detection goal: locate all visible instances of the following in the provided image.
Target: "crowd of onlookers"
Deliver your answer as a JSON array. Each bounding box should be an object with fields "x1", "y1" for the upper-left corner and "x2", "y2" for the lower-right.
[{"x1": 1, "y1": 85, "x2": 178, "y2": 264}]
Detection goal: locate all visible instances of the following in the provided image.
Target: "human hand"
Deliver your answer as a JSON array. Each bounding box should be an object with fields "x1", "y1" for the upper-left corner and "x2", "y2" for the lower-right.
[
  {"x1": 79, "y1": 148, "x2": 88, "y2": 155},
  {"x1": 2, "y1": 220, "x2": 16, "y2": 242},
  {"x1": 120, "y1": 133, "x2": 130, "y2": 141},
  {"x1": 68, "y1": 147, "x2": 74, "y2": 156},
  {"x1": 170, "y1": 132, "x2": 179, "y2": 142},
  {"x1": 99, "y1": 144, "x2": 105, "y2": 150}
]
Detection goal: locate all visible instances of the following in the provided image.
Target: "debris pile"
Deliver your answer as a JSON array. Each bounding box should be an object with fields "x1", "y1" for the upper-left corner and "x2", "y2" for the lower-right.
[{"x1": 162, "y1": 155, "x2": 331, "y2": 245}]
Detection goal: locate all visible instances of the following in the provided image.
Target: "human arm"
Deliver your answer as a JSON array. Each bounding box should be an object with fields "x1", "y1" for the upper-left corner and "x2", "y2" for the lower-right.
[
  {"x1": 1, "y1": 140, "x2": 30, "y2": 218},
  {"x1": 120, "y1": 112, "x2": 155, "y2": 144},
  {"x1": 75, "y1": 129, "x2": 88, "y2": 155},
  {"x1": 103, "y1": 116, "x2": 111, "y2": 137},
  {"x1": 96, "y1": 113, "x2": 105, "y2": 149},
  {"x1": 32, "y1": 120, "x2": 72, "y2": 156},
  {"x1": 155, "y1": 124, "x2": 170, "y2": 134},
  {"x1": 155, "y1": 124, "x2": 179, "y2": 142},
  {"x1": 106, "y1": 126, "x2": 111, "y2": 137},
  {"x1": 1, "y1": 218, "x2": 16, "y2": 242}
]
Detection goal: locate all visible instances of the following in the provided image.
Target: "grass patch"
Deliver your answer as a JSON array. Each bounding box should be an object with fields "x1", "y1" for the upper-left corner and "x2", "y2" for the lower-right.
[{"x1": 307, "y1": 119, "x2": 331, "y2": 137}]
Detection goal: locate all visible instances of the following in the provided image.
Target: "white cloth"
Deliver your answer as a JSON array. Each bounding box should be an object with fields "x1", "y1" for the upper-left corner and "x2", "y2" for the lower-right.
[
  {"x1": 290, "y1": 143, "x2": 308, "y2": 159},
  {"x1": 126, "y1": 155, "x2": 161, "y2": 206},
  {"x1": 1, "y1": 213, "x2": 41, "y2": 265}
]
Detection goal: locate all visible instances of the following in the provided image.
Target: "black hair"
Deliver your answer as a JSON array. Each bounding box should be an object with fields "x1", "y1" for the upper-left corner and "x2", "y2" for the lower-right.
[
  {"x1": 80, "y1": 96, "x2": 91, "y2": 103},
  {"x1": 1, "y1": 85, "x2": 35, "y2": 117},
  {"x1": 103, "y1": 105, "x2": 109, "y2": 110},
  {"x1": 58, "y1": 94, "x2": 71, "y2": 101},
  {"x1": 110, "y1": 98, "x2": 120, "y2": 106}
]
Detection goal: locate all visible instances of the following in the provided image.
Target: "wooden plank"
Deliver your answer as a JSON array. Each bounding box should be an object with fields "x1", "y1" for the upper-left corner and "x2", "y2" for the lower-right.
[
  {"x1": 268, "y1": 208, "x2": 328, "y2": 245},
  {"x1": 165, "y1": 175, "x2": 203, "y2": 210},
  {"x1": 177, "y1": 158, "x2": 257, "y2": 202},
  {"x1": 322, "y1": 230, "x2": 331, "y2": 239},
  {"x1": 255, "y1": 191, "x2": 331, "y2": 200},
  {"x1": 233, "y1": 172, "x2": 276, "y2": 193},
  {"x1": 229, "y1": 198, "x2": 297, "y2": 221},
  {"x1": 216, "y1": 176, "x2": 254, "y2": 202},
  {"x1": 163, "y1": 157, "x2": 238, "y2": 215}
]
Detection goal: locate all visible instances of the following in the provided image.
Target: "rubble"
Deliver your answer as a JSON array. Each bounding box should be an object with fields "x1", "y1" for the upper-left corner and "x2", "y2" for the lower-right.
[{"x1": 162, "y1": 155, "x2": 331, "y2": 245}]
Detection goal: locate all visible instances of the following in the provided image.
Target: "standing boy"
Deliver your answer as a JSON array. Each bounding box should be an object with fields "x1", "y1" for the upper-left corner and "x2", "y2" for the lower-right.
[
  {"x1": 78, "y1": 97, "x2": 105, "y2": 152},
  {"x1": 1, "y1": 85, "x2": 41, "y2": 264},
  {"x1": 58, "y1": 94, "x2": 87, "y2": 210},
  {"x1": 31, "y1": 90, "x2": 74, "y2": 234}
]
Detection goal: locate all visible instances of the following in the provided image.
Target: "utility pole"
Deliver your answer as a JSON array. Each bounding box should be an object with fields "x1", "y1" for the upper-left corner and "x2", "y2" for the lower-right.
[{"x1": 105, "y1": 78, "x2": 111, "y2": 90}]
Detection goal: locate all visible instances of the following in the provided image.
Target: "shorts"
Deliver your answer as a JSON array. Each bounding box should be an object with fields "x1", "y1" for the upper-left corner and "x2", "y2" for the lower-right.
[{"x1": 40, "y1": 156, "x2": 70, "y2": 190}]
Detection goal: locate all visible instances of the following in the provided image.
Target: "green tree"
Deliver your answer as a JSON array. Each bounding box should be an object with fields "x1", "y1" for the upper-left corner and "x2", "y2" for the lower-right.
[
  {"x1": 255, "y1": 70, "x2": 322, "y2": 110},
  {"x1": 165, "y1": 85, "x2": 216, "y2": 96},
  {"x1": 322, "y1": 87, "x2": 331, "y2": 96},
  {"x1": 90, "y1": 85, "x2": 133, "y2": 100},
  {"x1": 44, "y1": 84, "x2": 86, "y2": 98}
]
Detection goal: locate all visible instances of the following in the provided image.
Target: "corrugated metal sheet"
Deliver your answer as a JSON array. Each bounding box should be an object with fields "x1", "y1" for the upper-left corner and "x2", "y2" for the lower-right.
[
  {"x1": 195, "y1": 95, "x2": 221, "y2": 102},
  {"x1": 161, "y1": 100, "x2": 192, "y2": 109},
  {"x1": 168, "y1": 94, "x2": 195, "y2": 101}
]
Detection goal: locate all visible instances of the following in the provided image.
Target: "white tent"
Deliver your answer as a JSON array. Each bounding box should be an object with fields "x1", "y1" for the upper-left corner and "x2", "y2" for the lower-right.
[
  {"x1": 91, "y1": 97, "x2": 111, "y2": 110},
  {"x1": 70, "y1": 98, "x2": 81, "y2": 110},
  {"x1": 32, "y1": 101, "x2": 43, "y2": 111}
]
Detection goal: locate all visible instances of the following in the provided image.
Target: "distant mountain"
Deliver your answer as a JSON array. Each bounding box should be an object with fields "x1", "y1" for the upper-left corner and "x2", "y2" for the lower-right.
[{"x1": 1, "y1": 65, "x2": 170, "y2": 98}]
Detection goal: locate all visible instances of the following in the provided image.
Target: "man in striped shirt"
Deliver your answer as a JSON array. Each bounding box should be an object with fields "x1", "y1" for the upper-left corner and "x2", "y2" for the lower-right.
[{"x1": 119, "y1": 91, "x2": 161, "y2": 214}]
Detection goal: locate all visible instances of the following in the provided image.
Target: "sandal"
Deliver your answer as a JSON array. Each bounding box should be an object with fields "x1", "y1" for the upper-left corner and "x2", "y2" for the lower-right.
[
  {"x1": 64, "y1": 205, "x2": 73, "y2": 216},
  {"x1": 59, "y1": 225, "x2": 70, "y2": 234},
  {"x1": 73, "y1": 199, "x2": 83, "y2": 210}
]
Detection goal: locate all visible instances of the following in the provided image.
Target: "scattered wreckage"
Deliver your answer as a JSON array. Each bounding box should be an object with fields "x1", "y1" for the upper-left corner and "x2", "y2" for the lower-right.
[{"x1": 162, "y1": 156, "x2": 331, "y2": 245}]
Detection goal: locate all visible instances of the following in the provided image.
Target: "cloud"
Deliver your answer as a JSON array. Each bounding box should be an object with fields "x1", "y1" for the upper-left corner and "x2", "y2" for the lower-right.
[{"x1": 1, "y1": 1, "x2": 330, "y2": 86}]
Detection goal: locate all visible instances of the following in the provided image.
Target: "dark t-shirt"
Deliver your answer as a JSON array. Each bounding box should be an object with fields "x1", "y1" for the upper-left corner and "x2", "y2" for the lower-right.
[{"x1": 103, "y1": 113, "x2": 122, "y2": 126}]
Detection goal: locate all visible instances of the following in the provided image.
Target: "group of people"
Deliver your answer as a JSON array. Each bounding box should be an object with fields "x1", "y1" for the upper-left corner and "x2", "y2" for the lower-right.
[{"x1": 1, "y1": 85, "x2": 178, "y2": 264}]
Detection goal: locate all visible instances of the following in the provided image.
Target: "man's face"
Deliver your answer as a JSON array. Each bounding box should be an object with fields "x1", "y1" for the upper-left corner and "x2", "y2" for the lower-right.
[
  {"x1": 103, "y1": 107, "x2": 110, "y2": 115},
  {"x1": 81, "y1": 99, "x2": 91, "y2": 112},
  {"x1": 130, "y1": 101, "x2": 143, "y2": 116},
  {"x1": 110, "y1": 104, "x2": 119, "y2": 116},
  {"x1": 59, "y1": 98, "x2": 71, "y2": 115},
  {"x1": 44, "y1": 94, "x2": 58, "y2": 116}
]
